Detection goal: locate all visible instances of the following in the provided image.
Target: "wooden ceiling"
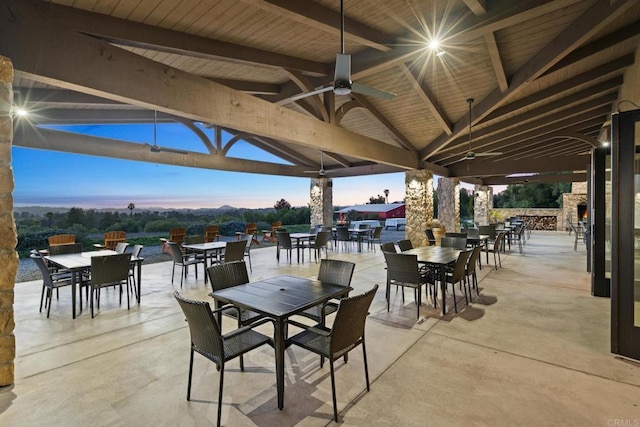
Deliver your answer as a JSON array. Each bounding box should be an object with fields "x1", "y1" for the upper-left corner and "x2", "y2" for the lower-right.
[{"x1": 3, "y1": 0, "x2": 640, "y2": 185}]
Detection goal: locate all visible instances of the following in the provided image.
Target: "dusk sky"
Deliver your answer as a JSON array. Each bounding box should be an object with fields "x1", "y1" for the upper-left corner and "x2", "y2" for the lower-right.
[{"x1": 12, "y1": 123, "x2": 418, "y2": 210}]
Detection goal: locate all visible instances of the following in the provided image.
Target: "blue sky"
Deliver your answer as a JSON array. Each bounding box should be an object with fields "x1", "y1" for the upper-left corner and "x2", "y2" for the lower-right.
[{"x1": 12, "y1": 123, "x2": 412, "y2": 209}]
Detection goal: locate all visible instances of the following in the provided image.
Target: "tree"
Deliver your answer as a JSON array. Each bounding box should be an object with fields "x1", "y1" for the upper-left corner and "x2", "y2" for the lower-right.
[
  {"x1": 128, "y1": 203, "x2": 135, "y2": 216},
  {"x1": 367, "y1": 195, "x2": 385, "y2": 204},
  {"x1": 45, "y1": 212, "x2": 54, "y2": 228},
  {"x1": 493, "y1": 182, "x2": 571, "y2": 208},
  {"x1": 274, "y1": 199, "x2": 291, "y2": 210}
]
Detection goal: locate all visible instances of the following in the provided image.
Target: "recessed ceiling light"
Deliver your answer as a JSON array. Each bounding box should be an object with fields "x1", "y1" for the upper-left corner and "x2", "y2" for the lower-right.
[{"x1": 14, "y1": 107, "x2": 28, "y2": 117}]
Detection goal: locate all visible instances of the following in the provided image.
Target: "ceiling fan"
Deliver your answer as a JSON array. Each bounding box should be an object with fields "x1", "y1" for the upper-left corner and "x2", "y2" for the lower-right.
[
  {"x1": 289, "y1": 0, "x2": 396, "y2": 103},
  {"x1": 460, "y1": 98, "x2": 502, "y2": 167},
  {"x1": 304, "y1": 150, "x2": 336, "y2": 176},
  {"x1": 144, "y1": 110, "x2": 189, "y2": 155}
]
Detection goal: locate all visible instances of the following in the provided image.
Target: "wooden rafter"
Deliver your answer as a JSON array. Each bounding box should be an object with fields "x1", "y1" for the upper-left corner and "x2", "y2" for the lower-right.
[
  {"x1": 484, "y1": 32, "x2": 508, "y2": 92},
  {"x1": 281, "y1": 69, "x2": 329, "y2": 122},
  {"x1": 420, "y1": 0, "x2": 637, "y2": 160},
  {"x1": 239, "y1": 0, "x2": 392, "y2": 52},
  {"x1": 463, "y1": 0, "x2": 487, "y2": 15}
]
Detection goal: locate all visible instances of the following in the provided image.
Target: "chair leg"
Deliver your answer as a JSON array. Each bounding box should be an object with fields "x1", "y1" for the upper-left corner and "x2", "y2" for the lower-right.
[
  {"x1": 171, "y1": 263, "x2": 176, "y2": 285},
  {"x1": 39, "y1": 285, "x2": 46, "y2": 313},
  {"x1": 217, "y1": 363, "x2": 225, "y2": 427},
  {"x1": 46, "y1": 288, "x2": 52, "y2": 318},
  {"x1": 329, "y1": 359, "x2": 338, "y2": 422},
  {"x1": 451, "y1": 282, "x2": 458, "y2": 313},
  {"x1": 362, "y1": 342, "x2": 370, "y2": 391},
  {"x1": 187, "y1": 349, "x2": 194, "y2": 401}
]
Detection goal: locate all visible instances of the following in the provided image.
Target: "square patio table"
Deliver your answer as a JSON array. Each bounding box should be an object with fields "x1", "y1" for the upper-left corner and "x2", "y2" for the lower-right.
[
  {"x1": 181, "y1": 241, "x2": 226, "y2": 283},
  {"x1": 44, "y1": 249, "x2": 143, "y2": 318},
  {"x1": 401, "y1": 246, "x2": 460, "y2": 315},
  {"x1": 209, "y1": 274, "x2": 351, "y2": 410}
]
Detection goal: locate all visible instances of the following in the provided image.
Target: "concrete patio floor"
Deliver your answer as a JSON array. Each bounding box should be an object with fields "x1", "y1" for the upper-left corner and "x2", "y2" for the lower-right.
[{"x1": 1, "y1": 231, "x2": 639, "y2": 426}]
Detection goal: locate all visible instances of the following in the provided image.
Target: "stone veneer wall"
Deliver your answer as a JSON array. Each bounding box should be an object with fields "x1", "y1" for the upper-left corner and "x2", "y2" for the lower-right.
[
  {"x1": 437, "y1": 177, "x2": 460, "y2": 233},
  {"x1": 490, "y1": 208, "x2": 562, "y2": 230},
  {"x1": 0, "y1": 56, "x2": 17, "y2": 386},
  {"x1": 474, "y1": 185, "x2": 493, "y2": 225},
  {"x1": 309, "y1": 177, "x2": 333, "y2": 227},
  {"x1": 405, "y1": 170, "x2": 433, "y2": 247}
]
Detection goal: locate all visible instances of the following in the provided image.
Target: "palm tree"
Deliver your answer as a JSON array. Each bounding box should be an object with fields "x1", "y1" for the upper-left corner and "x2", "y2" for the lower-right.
[{"x1": 127, "y1": 203, "x2": 135, "y2": 216}]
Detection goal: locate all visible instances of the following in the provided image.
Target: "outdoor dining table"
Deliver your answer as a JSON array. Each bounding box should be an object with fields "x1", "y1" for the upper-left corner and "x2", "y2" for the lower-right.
[
  {"x1": 209, "y1": 274, "x2": 351, "y2": 410},
  {"x1": 288, "y1": 232, "x2": 315, "y2": 263},
  {"x1": 401, "y1": 246, "x2": 460, "y2": 316},
  {"x1": 467, "y1": 234, "x2": 490, "y2": 265},
  {"x1": 44, "y1": 249, "x2": 143, "y2": 319},
  {"x1": 181, "y1": 241, "x2": 226, "y2": 283}
]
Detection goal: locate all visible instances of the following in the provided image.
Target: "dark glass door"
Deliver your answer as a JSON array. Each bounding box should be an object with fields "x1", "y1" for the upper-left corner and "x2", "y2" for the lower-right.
[{"x1": 611, "y1": 110, "x2": 640, "y2": 360}]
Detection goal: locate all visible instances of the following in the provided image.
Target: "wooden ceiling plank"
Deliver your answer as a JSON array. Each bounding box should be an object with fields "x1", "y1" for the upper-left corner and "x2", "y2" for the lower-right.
[
  {"x1": 6, "y1": 0, "x2": 330, "y2": 76},
  {"x1": 484, "y1": 32, "x2": 508, "y2": 93},
  {"x1": 420, "y1": 0, "x2": 637, "y2": 160},
  {"x1": 239, "y1": 0, "x2": 392, "y2": 52},
  {"x1": 351, "y1": 93, "x2": 418, "y2": 154},
  {"x1": 398, "y1": 64, "x2": 452, "y2": 135},
  {"x1": 482, "y1": 56, "x2": 632, "y2": 122},
  {"x1": 0, "y1": 10, "x2": 418, "y2": 169}
]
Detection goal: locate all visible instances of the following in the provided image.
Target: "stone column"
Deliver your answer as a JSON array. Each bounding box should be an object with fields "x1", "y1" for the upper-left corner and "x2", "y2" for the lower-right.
[
  {"x1": 0, "y1": 56, "x2": 17, "y2": 387},
  {"x1": 405, "y1": 170, "x2": 433, "y2": 247},
  {"x1": 309, "y1": 177, "x2": 333, "y2": 227},
  {"x1": 474, "y1": 185, "x2": 493, "y2": 225},
  {"x1": 437, "y1": 177, "x2": 460, "y2": 233}
]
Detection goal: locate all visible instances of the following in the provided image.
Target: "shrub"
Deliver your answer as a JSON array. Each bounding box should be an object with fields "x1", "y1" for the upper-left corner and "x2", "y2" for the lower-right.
[{"x1": 144, "y1": 218, "x2": 182, "y2": 233}]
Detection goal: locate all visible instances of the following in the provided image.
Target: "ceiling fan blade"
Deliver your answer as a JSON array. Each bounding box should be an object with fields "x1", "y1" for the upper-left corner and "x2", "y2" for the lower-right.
[
  {"x1": 287, "y1": 85, "x2": 334, "y2": 103},
  {"x1": 352, "y1": 82, "x2": 396, "y2": 99},
  {"x1": 144, "y1": 143, "x2": 188, "y2": 155},
  {"x1": 335, "y1": 53, "x2": 351, "y2": 82},
  {"x1": 474, "y1": 152, "x2": 503, "y2": 157}
]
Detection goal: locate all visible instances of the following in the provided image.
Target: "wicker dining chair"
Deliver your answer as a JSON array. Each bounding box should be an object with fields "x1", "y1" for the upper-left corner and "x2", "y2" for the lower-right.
[
  {"x1": 287, "y1": 285, "x2": 378, "y2": 422},
  {"x1": 425, "y1": 229, "x2": 436, "y2": 246},
  {"x1": 465, "y1": 245, "x2": 482, "y2": 298},
  {"x1": 89, "y1": 253, "x2": 133, "y2": 318},
  {"x1": 443, "y1": 249, "x2": 473, "y2": 313},
  {"x1": 31, "y1": 253, "x2": 75, "y2": 318},
  {"x1": 222, "y1": 240, "x2": 246, "y2": 264},
  {"x1": 174, "y1": 291, "x2": 273, "y2": 427},
  {"x1": 298, "y1": 259, "x2": 355, "y2": 325},
  {"x1": 397, "y1": 239, "x2": 413, "y2": 251},
  {"x1": 168, "y1": 241, "x2": 203, "y2": 288},
  {"x1": 206, "y1": 261, "x2": 265, "y2": 369},
  {"x1": 308, "y1": 230, "x2": 331, "y2": 262},
  {"x1": 383, "y1": 252, "x2": 431, "y2": 319},
  {"x1": 380, "y1": 242, "x2": 397, "y2": 253}
]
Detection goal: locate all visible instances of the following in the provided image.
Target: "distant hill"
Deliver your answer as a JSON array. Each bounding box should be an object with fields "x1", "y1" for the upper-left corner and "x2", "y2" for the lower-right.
[{"x1": 11, "y1": 204, "x2": 285, "y2": 217}]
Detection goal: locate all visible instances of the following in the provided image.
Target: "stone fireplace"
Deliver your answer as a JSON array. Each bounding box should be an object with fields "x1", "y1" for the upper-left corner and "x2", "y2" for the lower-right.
[{"x1": 562, "y1": 182, "x2": 588, "y2": 229}]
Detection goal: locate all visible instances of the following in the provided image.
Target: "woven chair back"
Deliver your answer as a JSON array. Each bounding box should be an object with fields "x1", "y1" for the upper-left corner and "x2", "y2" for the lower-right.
[{"x1": 330, "y1": 285, "x2": 378, "y2": 354}]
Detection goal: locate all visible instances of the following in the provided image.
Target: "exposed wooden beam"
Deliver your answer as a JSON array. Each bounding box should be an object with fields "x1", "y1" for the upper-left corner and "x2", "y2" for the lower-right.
[
  {"x1": 450, "y1": 154, "x2": 588, "y2": 177},
  {"x1": 420, "y1": 0, "x2": 637, "y2": 160},
  {"x1": 398, "y1": 65, "x2": 452, "y2": 135},
  {"x1": 22, "y1": 109, "x2": 177, "y2": 124},
  {"x1": 432, "y1": 90, "x2": 619, "y2": 162},
  {"x1": 13, "y1": 125, "x2": 311, "y2": 177},
  {"x1": 484, "y1": 32, "x2": 508, "y2": 92},
  {"x1": 463, "y1": 0, "x2": 487, "y2": 15},
  {"x1": 482, "y1": 57, "x2": 631, "y2": 122},
  {"x1": 335, "y1": 100, "x2": 363, "y2": 124},
  {"x1": 240, "y1": 0, "x2": 392, "y2": 52},
  {"x1": 0, "y1": 9, "x2": 418, "y2": 170},
  {"x1": 208, "y1": 78, "x2": 281, "y2": 95},
  {"x1": 352, "y1": 93, "x2": 418, "y2": 154},
  {"x1": 282, "y1": 69, "x2": 329, "y2": 122},
  {"x1": 6, "y1": 0, "x2": 329, "y2": 77},
  {"x1": 13, "y1": 88, "x2": 123, "y2": 106},
  {"x1": 247, "y1": 137, "x2": 318, "y2": 167},
  {"x1": 542, "y1": 20, "x2": 640, "y2": 76},
  {"x1": 441, "y1": 112, "x2": 610, "y2": 166}
]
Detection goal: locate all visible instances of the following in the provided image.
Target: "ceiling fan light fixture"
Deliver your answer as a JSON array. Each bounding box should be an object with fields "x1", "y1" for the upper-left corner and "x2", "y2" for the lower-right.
[{"x1": 333, "y1": 80, "x2": 352, "y2": 95}]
